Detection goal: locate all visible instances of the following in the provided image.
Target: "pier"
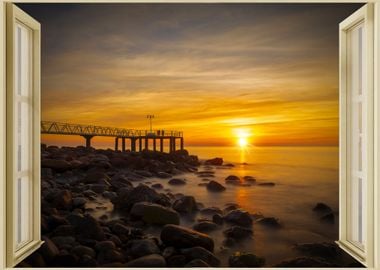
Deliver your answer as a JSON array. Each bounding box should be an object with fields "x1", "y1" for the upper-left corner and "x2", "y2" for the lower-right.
[{"x1": 41, "y1": 121, "x2": 184, "y2": 153}]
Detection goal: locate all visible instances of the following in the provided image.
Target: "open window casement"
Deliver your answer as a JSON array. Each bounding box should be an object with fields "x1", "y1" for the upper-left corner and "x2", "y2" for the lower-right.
[
  {"x1": 338, "y1": 3, "x2": 375, "y2": 268},
  {"x1": 6, "y1": 3, "x2": 42, "y2": 267}
]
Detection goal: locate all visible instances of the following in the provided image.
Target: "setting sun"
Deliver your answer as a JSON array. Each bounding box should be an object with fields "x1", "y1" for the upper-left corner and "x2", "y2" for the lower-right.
[{"x1": 238, "y1": 137, "x2": 248, "y2": 148}]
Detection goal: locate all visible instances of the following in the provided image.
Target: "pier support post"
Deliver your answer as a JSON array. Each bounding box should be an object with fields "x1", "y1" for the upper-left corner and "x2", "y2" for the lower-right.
[
  {"x1": 122, "y1": 137, "x2": 126, "y2": 152},
  {"x1": 82, "y1": 135, "x2": 94, "y2": 148},
  {"x1": 180, "y1": 137, "x2": 184, "y2": 150},
  {"x1": 145, "y1": 138, "x2": 149, "y2": 150},
  {"x1": 153, "y1": 138, "x2": 157, "y2": 151},
  {"x1": 160, "y1": 138, "x2": 164, "y2": 152},
  {"x1": 172, "y1": 137, "x2": 176, "y2": 152},
  {"x1": 131, "y1": 138, "x2": 136, "y2": 152},
  {"x1": 139, "y1": 137, "x2": 142, "y2": 152},
  {"x1": 115, "y1": 137, "x2": 119, "y2": 151}
]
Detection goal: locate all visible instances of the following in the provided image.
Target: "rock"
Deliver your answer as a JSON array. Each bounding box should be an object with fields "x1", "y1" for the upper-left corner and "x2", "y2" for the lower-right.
[
  {"x1": 111, "y1": 223, "x2": 130, "y2": 237},
  {"x1": 320, "y1": 212, "x2": 335, "y2": 224},
  {"x1": 127, "y1": 239, "x2": 160, "y2": 258},
  {"x1": 51, "y1": 236, "x2": 76, "y2": 249},
  {"x1": 51, "y1": 189, "x2": 72, "y2": 210},
  {"x1": 167, "y1": 255, "x2": 187, "y2": 267},
  {"x1": 313, "y1": 202, "x2": 332, "y2": 213},
  {"x1": 185, "y1": 259, "x2": 210, "y2": 267},
  {"x1": 229, "y1": 252, "x2": 265, "y2": 267},
  {"x1": 83, "y1": 171, "x2": 111, "y2": 185},
  {"x1": 109, "y1": 174, "x2": 133, "y2": 189},
  {"x1": 204, "y1": 158, "x2": 223, "y2": 166},
  {"x1": 151, "y1": 183, "x2": 163, "y2": 189},
  {"x1": 131, "y1": 202, "x2": 180, "y2": 225},
  {"x1": 168, "y1": 178, "x2": 186, "y2": 185},
  {"x1": 97, "y1": 248, "x2": 124, "y2": 264},
  {"x1": 243, "y1": 176, "x2": 256, "y2": 182},
  {"x1": 95, "y1": 241, "x2": 116, "y2": 252},
  {"x1": 256, "y1": 217, "x2": 282, "y2": 229},
  {"x1": 161, "y1": 224, "x2": 214, "y2": 252},
  {"x1": 200, "y1": 207, "x2": 223, "y2": 216},
  {"x1": 223, "y1": 237, "x2": 236, "y2": 247},
  {"x1": 275, "y1": 257, "x2": 338, "y2": 267},
  {"x1": 71, "y1": 245, "x2": 96, "y2": 259},
  {"x1": 258, "y1": 182, "x2": 275, "y2": 186},
  {"x1": 173, "y1": 196, "x2": 197, "y2": 213},
  {"x1": 206, "y1": 180, "x2": 226, "y2": 192},
  {"x1": 52, "y1": 252, "x2": 78, "y2": 267},
  {"x1": 72, "y1": 197, "x2": 87, "y2": 208},
  {"x1": 162, "y1": 247, "x2": 176, "y2": 258},
  {"x1": 51, "y1": 225, "x2": 75, "y2": 237},
  {"x1": 193, "y1": 221, "x2": 218, "y2": 232},
  {"x1": 135, "y1": 170, "x2": 154, "y2": 178},
  {"x1": 102, "y1": 191, "x2": 117, "y2": 200},
  {"x1": 112, "y1": 184, "x2": 171, "y2": 210},
  {"x1": 212, "y1": 214, "x2": 224, "y2": 225},
  {"x1": 42, "y1": 159, "x2": 72, "y2": 172},
  {"x1": 78, "y1": 254, "x2": 98, "y2": 267},
  {"x1": 66, "y1": 214, "x2": 105, "y2": 241},
  {"x1": 224, "y1": 204, "x2": 239, "y2": 213},
  {"x1": 125, "y1": 254, "x2": 166, "y2": 267},
  {"x1": 224, "y1": 209, "x2": 253, "y2": 227},
  {"x1": 40, "y1": 236, "x2": 59, "y2": 263},
  {"x1": 181, "y1": 246, "x2": 220, "y2": 267},
  {"x1": 225, "y1": 175, "x2": 240, "y2": 181},
  {"x1": 294, "y1": 242, "x2": 338, "y2": 259},
  {"x1": 224, "y1": 163, "x2": 235, "y2": 167},
  {"x1": 157, "y1": 172, "x2": 172, "y2": 178},
  {"x1": 223, "y1": 226, "x2": 253, "y2": 240}
]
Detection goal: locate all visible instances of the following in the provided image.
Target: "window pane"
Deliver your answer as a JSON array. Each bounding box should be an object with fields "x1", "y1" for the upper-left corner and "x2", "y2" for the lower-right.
[{"x1": 15, "y1": 177, "x2": 31, "y2": 247}]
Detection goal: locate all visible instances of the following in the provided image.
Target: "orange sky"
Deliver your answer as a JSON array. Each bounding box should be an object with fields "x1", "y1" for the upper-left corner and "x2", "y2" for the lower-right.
[{"x1": 21, "y1": 3, "x2": 362, "y2": 147}]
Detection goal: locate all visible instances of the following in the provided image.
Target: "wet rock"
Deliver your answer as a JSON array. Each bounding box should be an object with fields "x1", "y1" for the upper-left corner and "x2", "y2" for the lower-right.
[
  {"x1": 109, "y1": 174, "x2": 133, "y2": 189},
  {"x1": 95, "y1": 241, "x2": 116, "y2": 252},
  {"x1": 135, "y1": 170, "x2": 154, "y2": 178},
  {"x1": 89, "y1": 183, "x2": 109, "y2": 194},
  {"x1": 102, "y1": 191, "x2": 117, "y2": 200},
  {"x1": 223, "y1": 204, "x2": 239, "y2": 213},
  {"x1": 72, "y1": 197, "x2": 87, "y2": 209},
  {"x1": 207, "y1": 180, "x2": 226, "y2": 192},
  {"x1": 112, "y1": 184, "x2": 171, "y2": 210},
  {"x1": 127, "y1": 239, "x2": 160, "y2": 258},
  {"x1": 320, "y1": 212, "x2": 335, "y2": 224},
  {"x1": 229, "y1": 252, "x2": 265, "y2": 267},
  {"x1": 42, "y1": 159, "x2": 72, "y2": 172},
  {"x1": 223, "y1": 237, "x2": 236, "y2": 247},
  {"x1": 161, "y1": 224, "x2": 214, "y2": 252},
  {"x1": 173, "y1": 196, "x2": 198, "y2": 214},
  {"x1": 294, "y1": 242, "x2": 338, "y2": 259},
  {"x1": 66, "y1": 213, "x2": 105, "y2": 240},
  {"x1": 71, "y1": 245, "x2": 96, "y2": 259},
  {"x1": 258, "y1": 182, "x2": 275, "y2": 186},
  {"x1": 157, "y1": 172, "x2": 172, "y2": 178},
  {"x1": 111, "y1": 223, "x2": 130, "y2": 237},
  {"x1": 185, "y1": 259, "x2": 210, "y2": 267},
  {"x1": 243, "y1": 176, "x2": 256, "y2": 182},
  {"x1": 78, "y1": 254, "x2": 98, "y2": 267},
  {"x1": 198, "y1": 183, "x2": 208, "y2": 186},
  {"x1": 256, "y1": 217, "x2": 282, "y2": 229},
  {"x1": 212, "y1": 214, "x2": 224, "y2": 225},
  {"x1": 193, "y1": 221, "x2": 218, "y2": 233},
  {"x1": 167, "y1": 255, "x2": 187, "y2": 267},
  {"x1": 131, "y1": 202, "x2": 180, "y2": 225},
  {"x1": 97, "y1": 248, "x2": 124, "y2": 264},
  {"x1": 51, "y1": 236, "x2": 76, "y2": 249},
  {"x1": 51, "y1": 225, "x2": 75, "y2": 237},
  {"x1": 275, "y1": 256, "x2": 338, "y2": 267},
  {"x1": 51, "y1": 189, "x2": 72, "y2": 210},
  {"x1": 204, "y1": 157, "x2": 223, "y2": 166},
  {"x1": 225, "y1": 175, "x2": 240, "y2": 184},
  {"x1": 223, "y1": 226, "x2": 253, "y2": 240},
  {"x1": 125, "y1": 254, "x2": 166, "y2": 267},
  {"x1": 200, "y1": 207, "x2": 223, "y2": 216},
  {"x1": 168, "y1": 178, "x2": 186, "y2": 185},
  {"x1": 83, "y1": 171, "x2": 111, "y2": 185},
  {"x1": 151, "y1": 183, "x2": 163, "y2": 189},
  {"x1": 313, "y1": 202, "x2": 332, "y2": 213},
  {"x1": 224, "y1": 209, "x2": 253, "y2": 227},
  {"x1": 181, "y1": 246, "x2": 221, "y2": 267},
  {"x1": 40, "y1": 236, "x2": 59, "y2": 263}
]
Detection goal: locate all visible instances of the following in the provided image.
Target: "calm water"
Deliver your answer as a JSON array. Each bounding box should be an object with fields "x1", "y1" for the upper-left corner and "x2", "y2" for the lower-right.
[{"x1": 87, "y1": 145, "x2": 339, "y2": 266}]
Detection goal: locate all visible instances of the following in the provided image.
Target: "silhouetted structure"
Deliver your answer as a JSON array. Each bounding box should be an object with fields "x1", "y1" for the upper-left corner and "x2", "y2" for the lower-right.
[{"x1": 41, "y1": 121, "x2": 184, "y2": 152}]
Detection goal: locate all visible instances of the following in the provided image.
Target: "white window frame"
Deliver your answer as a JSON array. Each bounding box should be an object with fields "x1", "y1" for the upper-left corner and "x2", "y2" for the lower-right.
[{"x1": 0, "y1": 0, "x2": 379, "y2": 269}]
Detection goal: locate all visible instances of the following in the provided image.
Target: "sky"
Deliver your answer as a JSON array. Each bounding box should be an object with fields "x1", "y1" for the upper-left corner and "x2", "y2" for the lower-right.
[{"x1": 19, "y1": 3, "x2": 363, "y2": 147}]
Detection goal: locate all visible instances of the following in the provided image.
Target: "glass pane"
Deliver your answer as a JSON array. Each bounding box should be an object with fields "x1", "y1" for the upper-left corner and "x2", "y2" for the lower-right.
[
  {"x1": 347, "y1": 23, "x2": 366, "y2": 248},
  {"x1": 15, "y1": 177, "x2": 31, "y2": 247},
  {"x1": 16, "y1": 24, "x2": 30, "y2": 97}
]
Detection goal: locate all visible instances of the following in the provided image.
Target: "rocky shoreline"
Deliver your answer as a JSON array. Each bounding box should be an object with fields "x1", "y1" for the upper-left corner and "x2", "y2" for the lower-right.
[{"x1": 17, "y1": 145, "x2": 362, "y2": 267}]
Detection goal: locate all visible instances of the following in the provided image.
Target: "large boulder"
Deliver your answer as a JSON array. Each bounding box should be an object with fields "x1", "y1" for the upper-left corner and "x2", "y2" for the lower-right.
[
  {"x1": 224, "y1": 209, "x2": 253, "y2": 227},
  {"x1": 173, "y1": 196, "x2": 197, "y2": 214},
  {"x1": 66, "y1": 213, "x2": 105, "y2": 241},
  {"x1": 130, "y1": 202, "x2": 180, "y2": 225},
  {"x1": 42, "y1": 159, "x2": 72, "y2": 172},
  {"x1": 193, "y1": 221, "x2": 218, "y2": 233},
  {"x1": 229, "y1": 252, "x2": 265, "y2": 267},
  {"x1": 204, "y1": 158, "x2": 223, "y2": 166},
  {"x1": 206, "y1": 180, "x2": 226, "y2": 192},
  {"x1": 125, "y1": 254, "x2": 166, "y2": 267},
  {"x1": 112, "y1": 184, "x2": 171, "y2": 211},
  {"x1": 181, "y1": 246, "x2": 220, "y2": 267},
  {"x1": 40, "y1": 236, "x2": 59, "y2": 263},
  {"x1": 161, "y1": 224, "x2": 214, "y2": 252}
]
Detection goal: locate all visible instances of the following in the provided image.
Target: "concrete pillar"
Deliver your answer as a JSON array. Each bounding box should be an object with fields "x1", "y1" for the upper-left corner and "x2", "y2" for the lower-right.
[
  {"x1": 131, "y1": 138, "x2": 136, "y2": 152},
  {"x1": 139, "y1": 137, "x2": 142, "y2": 152},
  {"x1": 115, "y1": 137, "x2": 119, "y2": 151},
  {"x1": 153, "y1": 138, "x2": 157, "y2": 151},
  {"x1": 180, "y1": 137, "x2": 184, "y2": 150},
  {"x1": 160, "y1": 138, "x2": 164, "y2": 152},
  {"x1": 83, "y1": 135, "x2": 94, "y2": 148},
  {"x1": 145, "y1": 137, "x2": 149, "y2": 150},
  {"x1": 122, "y1": 137, "x2": 126, "y2": 152}
]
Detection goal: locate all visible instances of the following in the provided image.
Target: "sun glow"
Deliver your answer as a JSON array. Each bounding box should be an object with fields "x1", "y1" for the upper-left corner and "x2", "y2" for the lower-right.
[
  {"x1": 238, "y1": 137, "x2": 248, "y2": 148},
  {"x1": 234, "y1": 128, "x2": 252, "y2": 148}
]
